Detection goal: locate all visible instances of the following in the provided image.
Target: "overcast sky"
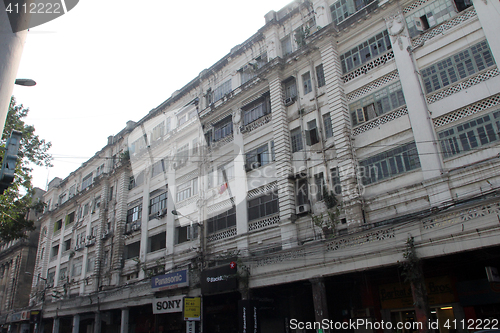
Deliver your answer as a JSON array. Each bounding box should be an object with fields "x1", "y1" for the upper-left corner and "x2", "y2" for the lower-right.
[{"x1": 12, "y1": 0, "x2": 293, "y2": 190}]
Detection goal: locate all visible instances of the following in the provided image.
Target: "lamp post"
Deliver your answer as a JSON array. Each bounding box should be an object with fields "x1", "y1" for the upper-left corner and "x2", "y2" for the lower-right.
[
  {"x1": 171, "y1": 210, "x2": 205, "y2": 333},
  {"x1": 25, "y1": 272, "x2": 47, "y2": 333}
]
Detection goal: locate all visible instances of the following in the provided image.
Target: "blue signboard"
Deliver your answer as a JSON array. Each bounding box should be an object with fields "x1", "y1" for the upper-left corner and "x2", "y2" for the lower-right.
[{"x1": 151, "y1": 269, "x2": 188, "y2": 290}]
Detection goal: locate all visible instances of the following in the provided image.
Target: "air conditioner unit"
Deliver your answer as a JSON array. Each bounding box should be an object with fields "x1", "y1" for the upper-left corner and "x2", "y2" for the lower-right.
[
  {"x1": 125, "y1": 224, "x2": 132, "y2": 234},
  {"x1": 87, "y1": 235, "x2": 93, "y2": 240},
  {"x1": 172, "y1": 162, "x2": 179, "y2": 170},
  {"x1": 85, "y1": 239, "x2": 95, "y2": 247},
  {"x1": 101, "y1": 230, "x2": 110, "y2": 240},
  {"x1": 132, "y1": 224, "x2": 140, "y2": 231},
  {"x1": 296, "y1": 204, "x2": 311, "y2": 215},
  {"x1": 157, "y1": 209, "x2": 168, "y2": 218},
  {"x1": 284, "y1": 97, "x2": 295, "y2": 106}
]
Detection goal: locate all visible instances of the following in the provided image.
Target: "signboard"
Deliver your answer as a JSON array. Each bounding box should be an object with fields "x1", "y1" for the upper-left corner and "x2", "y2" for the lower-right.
[
  {"x1": 200, "y1": 263, "x2": 238, "y2": 294},
  {"x1": 151, "y1": 269, "x2": 188, "y2": 290},
  {"x1": 183, "y1": 297, "x2": 201, "y2": 321},
  {"x1": 186, "y1": 321, "x2": 195, "y2": 333},
  {"x1": 379, "y1": 276, "x2": 456, "y2": 309},
  {"x1": 152, "y1": 295, "x2": 184, "y2": 314},
  {"x1": 239, "y1": 300, "x2": 259, "y2": 333}
]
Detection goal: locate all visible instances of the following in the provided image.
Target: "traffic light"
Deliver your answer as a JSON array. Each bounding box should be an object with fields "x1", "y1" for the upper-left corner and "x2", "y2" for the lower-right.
[{"x1": 0, "y1": 130, "x2": 22, "y2": 194}]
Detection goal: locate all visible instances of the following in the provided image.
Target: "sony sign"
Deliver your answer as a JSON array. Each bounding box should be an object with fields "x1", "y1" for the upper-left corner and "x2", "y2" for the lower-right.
[{"x1": 152, "y1": 295, "x2": 184, "y2": 314}]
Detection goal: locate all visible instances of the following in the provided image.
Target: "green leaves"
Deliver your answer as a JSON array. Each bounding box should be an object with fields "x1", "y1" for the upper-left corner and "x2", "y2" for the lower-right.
[{"x1": 0, "y1": 97, "x2": 52, "y2": 241}]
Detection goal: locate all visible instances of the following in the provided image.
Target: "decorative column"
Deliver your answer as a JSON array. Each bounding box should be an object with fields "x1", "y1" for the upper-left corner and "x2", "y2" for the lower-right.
[
  {"x1": 319, "y1": 39, "x2": 364, "y2": 233},
  {"x1": 310, "y1": 277, "x2": 330, "y2": 333},
  {"x1": 72, "y1": 314, "x2": 80, "y2": 333},
  {"x1": 232, "y1": 108, "x2": 249, "y2": 253},
  {"x1": 94, "y1": 311, "x2": 101, "y2": 333},
  {"x1": 93, "y1": 182, "x2": 109, "y2": 290},
  {"x1": 269, "y1": 72, "x2": 298, "y2": 249},
  {"x1": 120, "y1": 308, "x2": 129, "y2": 333},
  {"x1": 53, "y1": 317, "x2": 60, "y2": 333},
  {"x1": 472, "y1": 0, "x2": 500, "y2": 64},
  {"x1": 385, "y1": 13, "x2": 452, "y2": 206},
  {"x1": 111, "y1": 169, "x2": 129, "y2": 285}
]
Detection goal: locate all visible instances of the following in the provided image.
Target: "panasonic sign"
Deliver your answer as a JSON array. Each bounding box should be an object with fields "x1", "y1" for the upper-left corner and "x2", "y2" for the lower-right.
[{"x1": 151, "y1": 269, "x2": 188, "y2": 290}]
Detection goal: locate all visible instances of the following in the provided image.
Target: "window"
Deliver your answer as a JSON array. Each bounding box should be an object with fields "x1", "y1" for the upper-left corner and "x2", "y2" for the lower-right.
[
  {"x1": 93, "y1": 196, "x2": 101, "y2": 212},
  {"x1": 125, "y1": 241, "x2": 140, "y2": 259},
  {"x1": 284, "y1": 79, "x2": 297, "y2": 100},
  {"x1": 54, "y1": 219, "x2": 62, "y2": 232},
  {"x1": 65, "y1": 212, "x2": 75, "y2": 225},
  {"x1": 149, "y1": 192, "x2": 168, "y2": 215},
  {"x1": 130, "y1": 137, "x2": 147, "y2": 155},
  {"x1": 176, "y1": 224, "x2": 198, "y2": 244},
  {"x1": 51, "y1": 244, "x2": 59, "y2": 260},
  {"x1": 63, "y1": 239, "x2": 72, "y2": 252},
  {"x1": 340, "y1": 30, "x2": 391, "y2": 74},
  {"x1": 246, "y1": 143, "x2": 272, "y2": 171},
  {"x1": 83, "y1": 203, "x2": 89, "y2": 216},
  {"x1": 204, "y1": 130, "x2": 213, "y2": 147},
  {"x1": 207, "y1": 207, "x2": 236, "y2": 234},
  {"x1": 96, "y1": 164, "x2": 105, "y2": 177},
  {"x1": 454, "y1": 0, "x2": 472, "y2": 12},
  {"x1": 103, "y1": 251, "x2": 109, "y2": 267},
  {"x1": 127, "y1": 204, "x2": 142, "y2": 224},
  {"x1": 330, "y1": 0, "x2": 375, "y2": 26},
  {"x1": 58, "y1": 192, "x2": 67, "y2": 205},
  {"x1": 349, "y1": 81, "x2": 406, "y2": 126},
  {"x1": 314, "y1": 173, "x2": 326, "y2": 200},
  {"x1": 69, "y1": 185, "x2": 76, "y2": 198},
  {"x1": 281, "y1": 36, "x2": 293, "y2": 56},
  {"x1": 176, "y1": 144, "x2": 189, "y2": 165},
  {"x1": 359, "y1": 142, "x2": 421, "y2": 185},
  {"x1": 87, "y1": 257, "x2": 95, "y2": 273},
  {"x1": 129, "y1": 170, "x2": 145, "y2": 190},
  {"x1": 323, "y1": 113, "x2": 334, "y2": 139},
  {"x1": 151, "y1": 121, "x2": 164, "y2": 142},
  {"x1": 59, "y1": 267, "x2": 67, "y2": 281},
  {"x1": 421, "y1": 41, "x2": 495, "y2": 94},
  {"x1": 405, "y1": 0, "x2": 459, "y2": 37},
  {"x1": 212, "y1": 79, "x2": 232, "y2": 103},
  {"x1": 438, "y1": 111, "x2": 500, "y2": 158},
  {"x1": 47, "y1": 270, "x2": 55, "y2": 286},
  {"x1": 192, "y1": 138, "x2": 199, "y2": 156},
  {"x1": 148, "y1": 233, "x2": 166, "y2": 253},
  {"x1": 316, "y1": 64, "x2": 326, "y2": 88},
  {"x1": 291, "y1": 127, "x2": 304, "y2": 153},
  {"x1": 302, "y1": 72, "x2": 312, "y2": 95},
  {"x1": 306, "y1": 119, "x2": 320, "y2": 146},
  {"x1": 91, "y1": 225, "x2": 98, "y2": 238},
  {"x1": 109, "y1": 186, "x2": 114, "y2": 201},
  {"x1": 296, "y1": 178, "x2": 309, "y2": 206},
  {"x1": 72, "y1": 261, "x2": 82, "y2": 277},
  {"x1": 76, "y1": 232, "x2": 86, "y2": 245},
  {"x1": 331, "y1": 168, "x2": 342, "y2": 195},
  {"x1": 151, "y1": 159, "x2": 166, "y2": 178},
  {"x1": 176, "y1": 178, "x2": 198, "y2": 202},
  {"x1": 213, "y1": 116, "x2": 233, "y2": 142},
  {"x1": 166, "y1": 118, "x2": 171, "y2": 133},
  {"x1": 248, "y1": 191, "x2": 279, "y2": 221},
  {"x1": 82, "y1": 173, "x2": 93, "y2": 190},
  {"x1": 242, "y1": 95, "x2": 271, "y2": 126},
  {"x1": 217, "y1": 162, "x2": 234, "y2": 184}
]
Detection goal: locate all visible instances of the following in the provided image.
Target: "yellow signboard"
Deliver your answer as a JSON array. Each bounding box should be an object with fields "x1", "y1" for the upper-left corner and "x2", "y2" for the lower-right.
[
  {"x1": 379, "y1": 276, "x2": 456, "y2": 309},
  {"x1": 183, "y1": 297, "x2": 201, "y2": 321}
]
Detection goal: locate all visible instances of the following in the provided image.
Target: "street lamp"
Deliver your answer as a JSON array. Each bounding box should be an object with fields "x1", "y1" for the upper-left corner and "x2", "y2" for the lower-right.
[
  {"x1": 25, "y1": 272, "x2": 47, "y2": 333},
  {"x1": 14, "y1": 79, "x2": 36, "y2": 86}
]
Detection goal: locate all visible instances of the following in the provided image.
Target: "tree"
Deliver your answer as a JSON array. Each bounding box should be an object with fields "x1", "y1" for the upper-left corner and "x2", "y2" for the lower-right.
[{"x1": 0, "y1": 96, "x2": 52, "y2": 241}]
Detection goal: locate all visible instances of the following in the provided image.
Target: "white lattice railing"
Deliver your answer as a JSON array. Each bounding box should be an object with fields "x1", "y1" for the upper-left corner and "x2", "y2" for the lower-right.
[
  {"x1": 326, "y1": 227, "x2": 395, "y2": 251},
  {"x1": 249, "y1": 215, "x2": 280, "y2": 232},
  {"x1": 207, "y1": 227, "x2": 237, "y2": 242},
  {"x1": 403, "y1": 0, "x2": 430, "y2": 13},
  {"x1": 412, "y1": 8, "x2": 477, "y2": 48},
  {"x1": 352, "y1": 106, "x2": 408, "y2": 136},
  {"x1": 347, "y1": 70, "x2": 400, "y2": 102},
  {"x1": 427, "y1": 67, "x2": 499, "y2": 104},
  {"x1": 208, "y1": 134, "x2": 234, "y2": 152},
  {"x1": 433, "y1": 94, "x2": 500, "y2": 128},
  {"x1": 342, "y1": 52, "x2": 395, "y2": 84},
  {"x1": 247, "y1": 182, "x2": 278, "y2": 199},
  {"x1": 242, "y1": 114, "x2": 272, "y2": 135},
  {"x1": 422, "y1": 201, "x2": 500, "y2": 229}
]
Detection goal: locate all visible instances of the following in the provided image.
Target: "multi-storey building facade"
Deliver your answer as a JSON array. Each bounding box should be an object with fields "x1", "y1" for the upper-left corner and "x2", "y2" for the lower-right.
[
  {"x1": 32, "y1": 0, "x2": 500, "y2": 332},
  {"x1": 0, "y1": 188, "x2": 45, "y2": 333}
]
